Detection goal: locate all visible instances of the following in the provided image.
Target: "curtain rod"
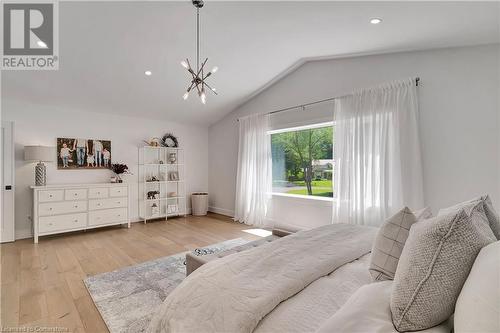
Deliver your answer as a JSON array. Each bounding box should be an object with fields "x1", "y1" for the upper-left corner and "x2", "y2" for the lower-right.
[{"x1": 237, "y1": 77, "x2": 420, "y2": 122}]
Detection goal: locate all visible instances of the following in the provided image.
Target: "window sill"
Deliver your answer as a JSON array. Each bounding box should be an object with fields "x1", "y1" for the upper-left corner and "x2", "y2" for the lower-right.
[{"x1": 271, "y1": 192, "x2": 335, "y2": 202}]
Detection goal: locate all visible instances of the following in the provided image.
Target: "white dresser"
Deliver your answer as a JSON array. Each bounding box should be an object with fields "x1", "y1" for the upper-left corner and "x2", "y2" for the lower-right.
[{"x1": 31, "y1": 183, "x2": 130, "y2": 243}]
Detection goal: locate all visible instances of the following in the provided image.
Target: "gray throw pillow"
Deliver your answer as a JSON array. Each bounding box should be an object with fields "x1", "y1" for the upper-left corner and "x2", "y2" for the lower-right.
[
  {"x1": 438, "y1": 195, "x2": 500, "y2": 240},
  {"x1": 369, "y1": 207, "x2": 418, "y2": 281},
  {"x1": 391, "y1": 201, "x2": 496, "y2": 332}
]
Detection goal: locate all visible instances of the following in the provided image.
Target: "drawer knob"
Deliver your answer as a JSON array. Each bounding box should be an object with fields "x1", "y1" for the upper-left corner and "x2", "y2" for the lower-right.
[
  {"x1": 49, "y1": 208, "x2": 53, "y2": 210},
  {"x1": 49, "y1": 195, "x2": 53, "y2": 197},
  {"x1": 48, "y1": 223, "x2": 53, "y2": 226},
  {"x1": 97, "y1": 192, "x2": 100, "y2": 194},
  {"x1": 74, "y1": 219, "x2": 78, "y2": 222},
  {"x1": 97, "y1": 203, "x2": 101, "y2": 206},
  {"x1": 74, "y1": 205, "x2": 78, "y2": 208},
  {"x1": 74, "y1": 193, "x2": 77, "y2": 196}
]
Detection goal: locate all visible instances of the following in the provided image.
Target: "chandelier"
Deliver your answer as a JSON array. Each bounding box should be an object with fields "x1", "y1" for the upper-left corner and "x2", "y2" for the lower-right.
[{"x1": 181, "y1": 0, "x2": 218, "y2": 104}]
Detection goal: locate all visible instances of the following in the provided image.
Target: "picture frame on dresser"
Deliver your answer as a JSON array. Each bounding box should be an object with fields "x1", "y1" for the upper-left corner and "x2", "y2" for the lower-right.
[{"x1": 31, "y1": 183, "x2": 130, "y2": 243}]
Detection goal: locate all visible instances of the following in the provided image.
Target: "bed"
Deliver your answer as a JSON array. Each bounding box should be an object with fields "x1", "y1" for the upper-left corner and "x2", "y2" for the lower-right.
[
  {"x1": 146, "y1": 224, "x2": 453, "y2": 333},
  {"x1": 147, "y1": 218, "x2": 498, "y2": 333}
]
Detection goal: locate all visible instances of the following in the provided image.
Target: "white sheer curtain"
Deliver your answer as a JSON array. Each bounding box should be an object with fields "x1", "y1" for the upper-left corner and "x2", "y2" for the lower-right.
[
  {"x1": 333, "y1": 78, "x2": 424, "y2": 226},
  {"x1": 234, "y1": 113, "x2": 272, "y2": 226}
]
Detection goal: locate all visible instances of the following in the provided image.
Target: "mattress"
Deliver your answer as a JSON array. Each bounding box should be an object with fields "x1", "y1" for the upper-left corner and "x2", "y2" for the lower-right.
[{"x1": 254, "y1": 253, "x2": 372, "y2": 333}]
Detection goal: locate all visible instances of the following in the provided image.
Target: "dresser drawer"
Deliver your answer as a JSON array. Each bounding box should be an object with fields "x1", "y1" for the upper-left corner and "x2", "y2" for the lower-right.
[
  {"x1": 88, "y1": 208, "x2": 127, "y2": 226},
  {"x1": 39, "y1": 213, "x2": 87, "y2": 233},
  {"x1": 89, "y1": 197, "x2": 127, "y2": 210},
  {"x1": 109, "y1": 186, "x2": 127, "y2": 197},
  {"x1": 88, "y1": 188, "x2": 109, "y2": 199},
  {"x1": 39, "y1": 201, "x2": 87, "y2": 216},
  {"x1": 39, "y1": 190, "x2": 64, "y2": 202},
  {"x1": 65, "y1": 189, "x2": 87, "y2": 200}
]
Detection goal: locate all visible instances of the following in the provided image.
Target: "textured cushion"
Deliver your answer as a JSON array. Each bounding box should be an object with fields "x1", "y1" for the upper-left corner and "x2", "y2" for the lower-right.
[
  {"x1": 439, "y1": 195, "x2": 500, "y2": 240},
  {"x1": 369, "y1": 207, "x2": 418, "y2": 281},
  {"x1": 369, "y1": 207, "x2": 432, "y2": 281},
  {"x1": 391, "y1": 201, "x2": 496, "y2": 332},
  {"x1": 316, "y1": 281, "x2": 452, "y2": 333},
  {"x1": 454, "y1": 240, "x2": 500, "y2": 333},
  {"x1": 369, "y1": 207, "x2": 432, "y2": 282}
]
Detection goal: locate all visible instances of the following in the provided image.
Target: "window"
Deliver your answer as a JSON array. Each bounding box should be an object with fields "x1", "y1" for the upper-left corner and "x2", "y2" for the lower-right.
[{"x1": 270, "y1": 122, "x2": 334, "y2": 199}]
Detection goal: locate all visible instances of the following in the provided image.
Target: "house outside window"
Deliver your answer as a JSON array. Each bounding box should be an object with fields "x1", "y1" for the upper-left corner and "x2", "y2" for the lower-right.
[{"x1": 270, "y1": 122, "x2": 334, "y2": 199}]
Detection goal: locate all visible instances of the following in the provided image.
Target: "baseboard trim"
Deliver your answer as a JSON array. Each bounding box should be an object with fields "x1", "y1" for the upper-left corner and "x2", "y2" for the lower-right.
[{"x1": 208, "y1": 206, "x2": 234, "y2": 217}]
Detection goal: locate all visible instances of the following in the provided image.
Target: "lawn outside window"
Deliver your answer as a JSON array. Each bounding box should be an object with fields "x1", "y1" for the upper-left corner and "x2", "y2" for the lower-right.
[{"x1": 269, "y1": 122, "x2": 334, "y2": 200}]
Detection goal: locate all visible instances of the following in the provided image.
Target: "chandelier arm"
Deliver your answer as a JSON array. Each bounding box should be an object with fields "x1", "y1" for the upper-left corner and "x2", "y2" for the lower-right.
[
  {"x1": 194, "y1": 58, "x2": 208, "y2": 79},
  {"x1": 188, "y1": 68, "x2": 197, "y2": 78},
  {"x1": 204, "y1": 82, "x2": 218, "y2": 95},
  {"x1": 185, "y1": 59, "x2": 197, "y2": 78},
  {"x1": 186, "y1": 81, "x2": 196, "y2": 92}
]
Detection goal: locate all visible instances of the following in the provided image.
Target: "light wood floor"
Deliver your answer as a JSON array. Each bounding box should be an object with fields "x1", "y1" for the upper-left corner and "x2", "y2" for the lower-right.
[{"x1": 0, "y1": 214, "x2": 260, "y2": 332}]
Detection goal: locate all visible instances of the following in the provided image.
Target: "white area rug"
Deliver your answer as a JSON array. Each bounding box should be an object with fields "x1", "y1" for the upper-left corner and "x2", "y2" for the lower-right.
[{"x1": 84, "y1": 238, "x2": 250, "y2": 333}]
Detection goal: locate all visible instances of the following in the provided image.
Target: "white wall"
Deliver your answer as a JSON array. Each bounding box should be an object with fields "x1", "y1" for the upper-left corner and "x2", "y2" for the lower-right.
[
  {"x1": 3, "y1": 100, "x2": 208, "y2": 239},
  {"x1": 208, "y1": 44, "x2": 500, "y2": 230}
]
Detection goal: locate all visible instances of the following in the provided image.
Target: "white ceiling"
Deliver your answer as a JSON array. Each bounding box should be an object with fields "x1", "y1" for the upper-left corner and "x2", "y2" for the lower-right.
[{"x1": 2, "y1": 1, "x2": 499, "y2": 125}]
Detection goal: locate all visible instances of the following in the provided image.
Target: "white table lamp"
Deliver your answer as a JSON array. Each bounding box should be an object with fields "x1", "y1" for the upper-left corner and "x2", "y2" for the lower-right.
[{"x1": 24, "y1": 146, "x2": 53, "y2": 186}]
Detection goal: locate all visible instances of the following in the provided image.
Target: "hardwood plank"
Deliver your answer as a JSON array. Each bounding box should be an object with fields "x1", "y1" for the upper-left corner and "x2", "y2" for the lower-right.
[{"x1": 0, "y1": 213, "x2": 261, "y2": 332}]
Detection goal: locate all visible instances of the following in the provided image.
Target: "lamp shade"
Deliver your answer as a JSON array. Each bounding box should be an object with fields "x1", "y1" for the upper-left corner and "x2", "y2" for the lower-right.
[{"x1": 24, "y1": 146, "x2": 53, "y2": 162}]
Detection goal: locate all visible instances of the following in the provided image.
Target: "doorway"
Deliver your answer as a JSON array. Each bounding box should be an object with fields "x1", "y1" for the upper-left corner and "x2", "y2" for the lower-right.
[{"x1": 1, "y1": 121, "x2": 15, "y2": 243}]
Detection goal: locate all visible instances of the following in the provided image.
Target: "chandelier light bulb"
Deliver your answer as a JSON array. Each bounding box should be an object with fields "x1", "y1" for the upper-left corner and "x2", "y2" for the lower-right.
[
  {"x1": 181, "y1": 60, "x2": 189, "y2": 69},
  {"x1": 200, "y1": 92, "x2": 207, "y2": 104},
  {"x1": 183, "y1": 92, "x2": 189, "y2": 100},
  {"x1": 211, "y1": 66, "x2": 218, "y2": 73}
]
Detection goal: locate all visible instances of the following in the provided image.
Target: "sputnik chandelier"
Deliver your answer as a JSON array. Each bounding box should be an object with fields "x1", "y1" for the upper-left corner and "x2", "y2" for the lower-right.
[{"x1": 181, "y1": 0, "x2": 218, "y2": 104}]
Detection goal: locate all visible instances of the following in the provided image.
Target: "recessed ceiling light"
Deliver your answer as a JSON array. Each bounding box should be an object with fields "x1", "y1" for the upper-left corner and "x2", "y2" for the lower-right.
[
  {"x1": 37, "y1": 40, "x2": 48, "y2": 48},
  {"x1": 370, "y1": 18, "x2": 382, "y2": 25},
  {"x1": 144, "y1": 70, "x2": 152, "y2": 76}
]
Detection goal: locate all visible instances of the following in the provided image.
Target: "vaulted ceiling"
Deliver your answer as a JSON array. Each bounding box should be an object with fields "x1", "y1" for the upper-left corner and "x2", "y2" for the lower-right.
[{"x1": 2, "y1": 1, "x2": 499, "y2": 125}]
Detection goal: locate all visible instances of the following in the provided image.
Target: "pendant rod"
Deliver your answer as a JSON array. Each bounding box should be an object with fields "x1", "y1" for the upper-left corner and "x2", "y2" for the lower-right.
[
  {"x1": 237, "y1": 77, "x2": 420, "y2": 121},
  {"x1": 196, "y1": 7, "x2": 200, "y2": 73}
]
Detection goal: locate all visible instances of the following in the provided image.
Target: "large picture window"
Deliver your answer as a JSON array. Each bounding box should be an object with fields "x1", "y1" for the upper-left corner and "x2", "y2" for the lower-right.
[{"x1": 270, "y1": 122, "x2": 334, "y2": 199}]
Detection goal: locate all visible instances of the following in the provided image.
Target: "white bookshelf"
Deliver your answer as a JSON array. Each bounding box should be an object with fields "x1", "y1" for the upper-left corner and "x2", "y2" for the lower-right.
[{"x1": 138, "y1": 146, "x2": 187, "y2": 223}]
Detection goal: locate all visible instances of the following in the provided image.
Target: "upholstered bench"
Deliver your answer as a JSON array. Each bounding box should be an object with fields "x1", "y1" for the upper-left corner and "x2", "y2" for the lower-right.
[{"x1": 186, "y1": 228, "x2": 293, "y2": 276}]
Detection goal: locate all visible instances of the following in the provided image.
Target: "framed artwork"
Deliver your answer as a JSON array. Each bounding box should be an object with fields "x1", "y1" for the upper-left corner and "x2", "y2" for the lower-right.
[{"x1": 57, "y1": 138, "x2": 111, "y2": 169}]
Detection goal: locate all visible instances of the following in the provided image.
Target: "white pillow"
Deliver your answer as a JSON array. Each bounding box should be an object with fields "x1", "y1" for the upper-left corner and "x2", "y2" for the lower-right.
[
  {"x1": 315, "y1": 281, "x2": 452, "y2": 333},
  {"x1": 454, "y1": 240, "x2": 500, "y2": 333}
]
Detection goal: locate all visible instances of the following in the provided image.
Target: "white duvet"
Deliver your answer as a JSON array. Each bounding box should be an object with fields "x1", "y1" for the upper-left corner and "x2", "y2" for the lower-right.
[
  {"x1": 254, "y1": 254, "x2": 372, "y2": 333},
  {"x1": 147, "y1": 223, "x2": 377, "y2": 333}
]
